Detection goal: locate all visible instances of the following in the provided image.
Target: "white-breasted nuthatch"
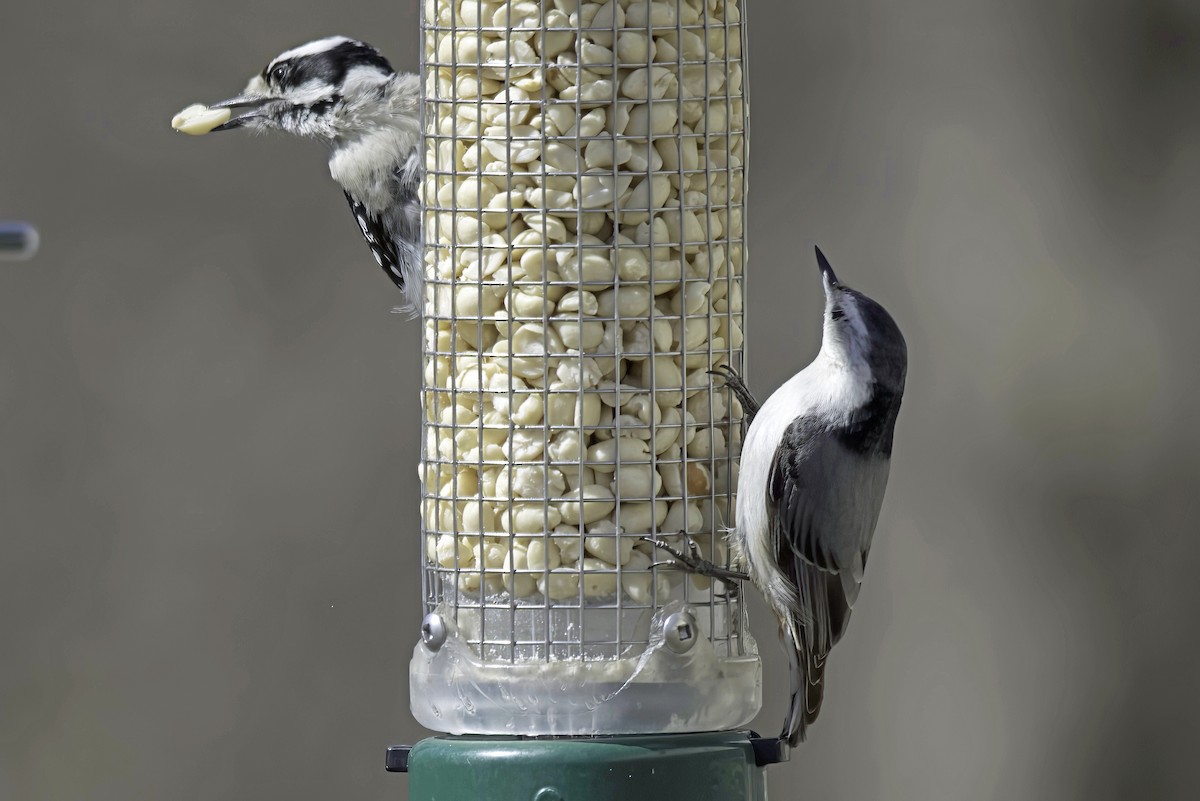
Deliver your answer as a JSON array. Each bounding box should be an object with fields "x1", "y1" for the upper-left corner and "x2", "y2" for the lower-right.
[
  {"x1": 184, "y1": 36, "x2": 423, "y2": 314},
  {"x1": 652, "y1": 247, "x2": 906, "y2": 747}
]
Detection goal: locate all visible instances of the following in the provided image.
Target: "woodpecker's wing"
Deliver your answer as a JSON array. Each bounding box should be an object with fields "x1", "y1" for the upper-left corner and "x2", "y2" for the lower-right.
[
  {"x1": 342, "y1": 148, "x2": 424, "y2": 314},
  {"x1": 389, "y1": 148, "x2": 425, "y2": 314},
  {"x1": 345, "y1": 191, "x2": 402, "y2": 285}
]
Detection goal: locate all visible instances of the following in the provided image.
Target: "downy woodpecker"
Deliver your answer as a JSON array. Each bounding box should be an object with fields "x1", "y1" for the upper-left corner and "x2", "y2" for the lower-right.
[
  {"x1": 186, "y1": 36, "x2": 423, "y2": 314},
  {"x1": 653, "y1": 247, "x2": 907, "y2": 747}
]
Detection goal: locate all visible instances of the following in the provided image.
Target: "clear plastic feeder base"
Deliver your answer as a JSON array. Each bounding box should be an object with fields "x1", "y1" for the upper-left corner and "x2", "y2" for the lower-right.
[{"x1": 410, "y1": 602, "x2": 761, "y2": 736}]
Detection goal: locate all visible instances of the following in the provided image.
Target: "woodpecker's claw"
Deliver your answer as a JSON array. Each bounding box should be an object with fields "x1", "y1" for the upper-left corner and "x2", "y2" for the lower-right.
[{"x1": 641, "y1": 534, "x2": 749, "y2": 595}]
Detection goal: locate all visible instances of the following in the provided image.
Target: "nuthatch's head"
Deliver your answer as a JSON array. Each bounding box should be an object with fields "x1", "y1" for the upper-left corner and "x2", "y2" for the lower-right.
[
  {"x1": 816, "y1": 246, "x2": 907, "y2": 387},
  {"x1": 207, "y1": 36, "x2": 396, "y2": 143}
]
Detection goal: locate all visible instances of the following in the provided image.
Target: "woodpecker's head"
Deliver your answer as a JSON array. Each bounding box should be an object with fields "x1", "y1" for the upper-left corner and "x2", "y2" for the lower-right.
[
  {"x1": 208, "y1": 37, "x2": 397, "y2": 143},
  {"x1": 815, "y1": 246, "x2": 907, "y2": 388}
]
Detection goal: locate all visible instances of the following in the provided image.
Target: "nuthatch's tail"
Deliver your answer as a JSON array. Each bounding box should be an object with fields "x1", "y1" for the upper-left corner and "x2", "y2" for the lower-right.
[{"x1": 780, "y1": 626, "x2": 826, "y2": 747}]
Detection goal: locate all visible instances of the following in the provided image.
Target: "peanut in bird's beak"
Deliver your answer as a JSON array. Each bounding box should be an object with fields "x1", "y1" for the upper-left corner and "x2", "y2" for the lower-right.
[
  {"x1": 170, "y1": 89, "x2": 273, "y2": 135},
  {"x1": 170, "y1": 103, "x2": 233, "y2": 135}
]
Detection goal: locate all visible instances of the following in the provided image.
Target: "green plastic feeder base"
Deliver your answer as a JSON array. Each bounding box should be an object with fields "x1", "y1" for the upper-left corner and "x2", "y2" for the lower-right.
[{"x1": 391, "y1": 731, "x2": 781, "y2": 801}]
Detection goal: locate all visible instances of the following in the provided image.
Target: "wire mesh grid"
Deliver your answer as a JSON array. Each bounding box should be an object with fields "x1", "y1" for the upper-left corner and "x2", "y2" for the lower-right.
[{"x1": 418, "y1": 0, "x2": 748, "y2": 671}]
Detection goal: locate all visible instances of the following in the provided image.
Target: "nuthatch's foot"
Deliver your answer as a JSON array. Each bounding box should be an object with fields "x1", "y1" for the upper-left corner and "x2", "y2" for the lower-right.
[
  {"x1": 641, "y1": 534, "x2": 749, "y2": 596},
  {"x1": 708, "y1": 364, "x2": 760, "y2": 425}
]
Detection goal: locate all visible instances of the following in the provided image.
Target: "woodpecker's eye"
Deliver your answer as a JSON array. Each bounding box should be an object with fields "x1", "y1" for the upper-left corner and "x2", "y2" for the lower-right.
[
  {"x1": 271, "y1": 65, "x2": 288, "y2": 83},
  {"x1": 831, "y1": 306, "x2": 846, "y2": 321}
]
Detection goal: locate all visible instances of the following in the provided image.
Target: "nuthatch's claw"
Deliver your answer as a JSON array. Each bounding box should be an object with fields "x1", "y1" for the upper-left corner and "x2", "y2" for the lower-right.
[
  {"x1": 707, "y1": 365, "x2": 760, "y2": 424},
  {"x1": 641, "y1": 535, "x2": 701, "y2": 567},
  {"x1": 640, "y1": 534, "x2": 749, "y2": 595}
]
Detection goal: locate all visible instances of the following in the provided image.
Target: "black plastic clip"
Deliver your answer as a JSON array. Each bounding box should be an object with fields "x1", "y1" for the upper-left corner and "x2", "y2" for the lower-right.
[
  {"x1": 747, "y1": 732, "x2": 790, "y2": 767},
  {"x1": 385, "y1": 745, "x2": 413, "y2": 773}
]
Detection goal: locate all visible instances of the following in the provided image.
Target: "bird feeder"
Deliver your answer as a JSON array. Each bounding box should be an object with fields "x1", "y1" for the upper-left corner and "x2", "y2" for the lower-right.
[{"x1": 394, "y1": 0, "x2": 773, "y2": 795}]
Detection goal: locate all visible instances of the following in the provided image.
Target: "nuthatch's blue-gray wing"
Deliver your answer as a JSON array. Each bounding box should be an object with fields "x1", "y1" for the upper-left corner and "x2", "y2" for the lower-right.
[{"x1": 768, "y1": 407, "x2": 896, "y2": 745}]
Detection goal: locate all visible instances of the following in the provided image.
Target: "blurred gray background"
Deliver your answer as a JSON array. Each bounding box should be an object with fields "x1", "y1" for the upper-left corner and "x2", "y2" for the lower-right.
[{"x1": 2, "y1": 1, "x2": 1197, "y2": 799}]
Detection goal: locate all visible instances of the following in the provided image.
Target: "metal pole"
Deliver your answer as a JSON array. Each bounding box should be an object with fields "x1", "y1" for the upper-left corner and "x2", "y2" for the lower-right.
[{"x1": 0, "y1": 221, "x2": 39, "y2": 261}]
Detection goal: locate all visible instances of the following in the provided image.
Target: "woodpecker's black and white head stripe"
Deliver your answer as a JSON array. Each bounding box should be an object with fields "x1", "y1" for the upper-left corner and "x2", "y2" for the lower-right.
[
  {"x1": 203, "y1": 37, "x2": 424, "y2": 314},
  {"x1": 211, "y1": 36, "x2": 398, "y2": 142},
  {"x1": 263, "y1": 37, "x2": 393, "y2": 95}
]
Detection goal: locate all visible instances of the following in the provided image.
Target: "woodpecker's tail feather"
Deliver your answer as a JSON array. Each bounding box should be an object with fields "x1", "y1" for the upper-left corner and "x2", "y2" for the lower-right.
[
  {"x1": 387, "y1": 240, "x2": 424, "y2": 318},
  {"x1": 780, "y1": 626, "x2": 826, "y2": 747}
]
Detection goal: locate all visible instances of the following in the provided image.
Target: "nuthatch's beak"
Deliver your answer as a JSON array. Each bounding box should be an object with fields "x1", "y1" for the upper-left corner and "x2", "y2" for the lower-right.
[{"x1": 815, "y1": 246, "x2": 840, "y2": 293}]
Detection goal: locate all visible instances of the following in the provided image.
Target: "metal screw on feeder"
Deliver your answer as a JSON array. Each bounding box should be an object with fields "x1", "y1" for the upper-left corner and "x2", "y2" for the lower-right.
[
  {"x1": 420, "y1": 612, "x2": 449, "y2": 651},
  {"x1": 663, "y1": 608, "x2": 699, "y2": 654},
  {"x1": 397, "y1": 0, "x2": 774, "y2": 797}
]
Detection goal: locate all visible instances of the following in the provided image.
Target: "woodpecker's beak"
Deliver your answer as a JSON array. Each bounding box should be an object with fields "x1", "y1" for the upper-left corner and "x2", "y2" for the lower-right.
[
  {"x1": 815, "y1": 246, "x2": 840, "y2": 294},
  {"x1": 207, "y1": 95, "x2": 272, "y2": 131}
]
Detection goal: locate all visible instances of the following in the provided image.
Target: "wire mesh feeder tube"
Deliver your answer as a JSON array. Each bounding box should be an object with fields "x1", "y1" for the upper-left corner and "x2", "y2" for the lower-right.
[{"x1": 413, "y1": 0, "x2": 757, "y2": 736}]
